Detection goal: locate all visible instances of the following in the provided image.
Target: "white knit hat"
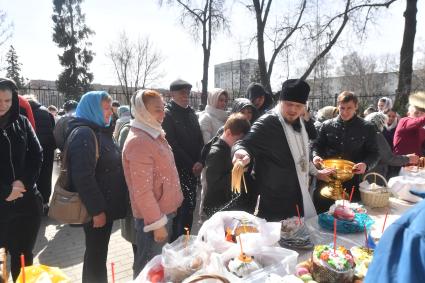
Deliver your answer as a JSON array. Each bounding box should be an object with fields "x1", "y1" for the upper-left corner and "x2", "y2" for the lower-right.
[{"x1": 409, "y1": 91, "x2": 425, "y2": 110}]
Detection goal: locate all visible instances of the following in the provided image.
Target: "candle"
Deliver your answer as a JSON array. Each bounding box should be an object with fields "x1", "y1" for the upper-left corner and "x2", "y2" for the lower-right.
[
  {"x1": 184, "y1": 227, "x2": 190, "y2": 249},
  {"x1": 20, "y1": 253, "x2": 25, "y2": 283},
  {"x1": 363, "y1": 224, "x2": 368, "y2": 250},
  {"x1": 333, "y1": 218, "x2": 337, "y2": 254},
  {"x1": 111, "y1": 262, "x2": 115, "y2": 283},
  {"x1": 349, "y1": 186, "x2": 355, "y2": 202},
  {"x1": 382, "y1": 209, "x2": 389, "y2": 234},
  {"x1": 254, "y1": 195, "x2": 261, "y2": 216},
  {"x1": 296, "y1": 204, "x2": 301, "y2": 226},
  {"x1": 2, "y1": 249, "x2": 7, "y2": 282},
  {"x1": 238, "y1": 235, "x2": 244, "y2": 255}
]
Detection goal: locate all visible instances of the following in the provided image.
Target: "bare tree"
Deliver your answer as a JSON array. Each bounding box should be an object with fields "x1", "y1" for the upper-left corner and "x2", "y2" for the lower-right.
[
  {"x1": 338, "y1": 52, "x2": 380, "y2": 96},
  {"x1": 245, "y1": 0, "x2": 306, "y2": 93},
  {"x1": 0, "y1": 10, "x2": 12, "y2": 48},
  {"x1": 300, "y1": 0, "x2": 397, "y2": 80},
  {"x1": 243, "y1": 0, "x2": 397, "y2": 92},
  {"x1": 108, "y1": 32, "x2": 164, "y2": 104},
  {"x1": 394, "y1": 0, "x2": 418, "y2": 113},
  {"x1": 160, "y1": 0, "x2": 229, "y2": 105},
  {"x1": 413, "y1": 41, "x2": 425, "y2": 91}
]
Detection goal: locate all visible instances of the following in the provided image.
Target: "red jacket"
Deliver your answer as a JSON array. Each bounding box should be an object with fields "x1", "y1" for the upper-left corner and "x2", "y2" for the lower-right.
[
  {"x1": 18, "y1": 95, "x2": 36, "y2": 130},
  {"x1": 393, "y1": 116, "x2": 425, "y2": 156}
]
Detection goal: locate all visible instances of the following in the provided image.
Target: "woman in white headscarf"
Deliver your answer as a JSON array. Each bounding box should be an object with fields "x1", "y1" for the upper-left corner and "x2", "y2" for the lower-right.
[
  {"x1": 365, "y1": 112, "x2": 418, "y2": 181},
  {"x1": 377, "y1": 96, "x2": 393, "y2": 113},
  {"x1": 199, "y1": 88, "x2": 229, "y2": 144},
  {"x1": 122, "y1": 90, "x2": 183, "y2": 277}
]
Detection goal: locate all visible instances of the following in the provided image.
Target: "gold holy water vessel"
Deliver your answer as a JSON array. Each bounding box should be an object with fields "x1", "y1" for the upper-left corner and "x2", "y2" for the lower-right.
[{"x1": 320, "y1": 159, "x2": 355, "y2": 200}]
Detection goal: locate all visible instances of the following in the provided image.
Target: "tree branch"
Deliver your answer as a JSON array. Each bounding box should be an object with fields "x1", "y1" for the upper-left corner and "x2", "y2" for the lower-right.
[
  {"x1": 301, "y1": 0, "x2": 351, "y2": 80},
  {"x1": 262, "y1": 0, "x2": 273, "y2": 26},
  {"x1": 316, "y1": 0, "x2": 397, "y2": 38},
  {"x1": 267, "y1": 0, "x2": 306, "y2": 79},
  {"x1": 176, "y1": 0, "x2": 204, "y2": 23}
]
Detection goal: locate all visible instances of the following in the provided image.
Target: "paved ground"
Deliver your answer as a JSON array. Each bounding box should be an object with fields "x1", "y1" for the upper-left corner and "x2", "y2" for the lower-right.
[
  {"x1": 6, "y1": 161, "x2": 203, "y2": 282},
  {"x1": 3, "y1": 162, "x2": 134, "y2": 283}
]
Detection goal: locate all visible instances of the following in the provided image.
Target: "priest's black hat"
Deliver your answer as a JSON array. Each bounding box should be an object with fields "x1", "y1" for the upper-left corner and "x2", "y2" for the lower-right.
[{"x1": 280, "y1": 79, "x2": 310, "y2": 104}]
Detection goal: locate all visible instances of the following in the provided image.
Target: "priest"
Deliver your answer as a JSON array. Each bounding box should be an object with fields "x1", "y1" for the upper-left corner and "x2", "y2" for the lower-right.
[{"x1": 232, "y1": 79, "x2": 333, "y2": 221}]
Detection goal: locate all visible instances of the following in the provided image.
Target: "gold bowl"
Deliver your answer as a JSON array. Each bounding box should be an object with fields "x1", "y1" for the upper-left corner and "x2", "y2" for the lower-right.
[{"x1": 320, "y1": 159, "x2": 355, "y2": 200}]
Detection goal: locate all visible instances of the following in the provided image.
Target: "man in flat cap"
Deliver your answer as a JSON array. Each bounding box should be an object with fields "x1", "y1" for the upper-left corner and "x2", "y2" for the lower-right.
[
  {"x1": 232, "y1": 79, "x2": 333, "y2": 221},
  {"x1": 162, "y1": 79, "x2": 204, "y2": 240},
  {"x1": 312, "y1": 91, "x2": 379, "y2": 212}
]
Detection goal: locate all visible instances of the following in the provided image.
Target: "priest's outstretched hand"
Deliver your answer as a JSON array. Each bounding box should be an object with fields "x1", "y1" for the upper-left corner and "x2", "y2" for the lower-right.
[{"x1": 233, "y1": 149, "x2": 251, "y2": 167}]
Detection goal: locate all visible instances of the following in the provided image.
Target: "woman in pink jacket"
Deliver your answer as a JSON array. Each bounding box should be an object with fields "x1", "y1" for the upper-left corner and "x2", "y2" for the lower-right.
[{"x1": 122, "y1": 90, "x2": 183, "y2": 277}]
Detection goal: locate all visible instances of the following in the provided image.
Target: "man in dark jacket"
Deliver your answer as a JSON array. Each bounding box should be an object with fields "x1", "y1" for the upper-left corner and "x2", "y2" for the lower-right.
[
  {"x1": 0, "y1": 78, "x2": 43, "y2": 281},
  {"x1": 203, "y1": 113, "x2": 251, "y2": 218},
  {"x1": 312, "y1": 91, "x2": 379, "y2": 212},
  {"x1": 162, "y1": 79, "x2": 204, "y2": 240},
  {"x1": 246, "y1": 82, "x2": 273, "y2": 120},
  {"x1": 26, "y1": 95, "x2": 56, "y2": 211},
  {"x1": 233, "y1": 79, "x2": 333, "y2": 221}
]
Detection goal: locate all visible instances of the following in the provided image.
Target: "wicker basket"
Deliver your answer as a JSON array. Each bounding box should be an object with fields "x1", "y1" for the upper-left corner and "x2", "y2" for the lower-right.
[
  {"x1": 186, "y1": 274, "x2": 230, "y2": 283},
  {"x1": 360, "y1": 173, "x2": 391, "y2": 208}
]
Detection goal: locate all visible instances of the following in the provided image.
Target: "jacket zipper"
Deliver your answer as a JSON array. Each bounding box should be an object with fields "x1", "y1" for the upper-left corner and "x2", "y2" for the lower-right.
[{"x1": 3, "y1": 129, "x2": 16, "y2": 180}]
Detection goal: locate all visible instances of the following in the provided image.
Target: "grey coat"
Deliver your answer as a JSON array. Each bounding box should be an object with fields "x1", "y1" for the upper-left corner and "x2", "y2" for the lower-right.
[{"x1": 368, "y1": 132, "x2": 409, "y2": 182}]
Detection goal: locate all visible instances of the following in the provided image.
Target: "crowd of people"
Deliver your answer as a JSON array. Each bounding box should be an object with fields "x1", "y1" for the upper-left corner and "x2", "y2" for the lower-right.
[{"x1": 1, "y1": 75, "x2": 425, "y2": 282}]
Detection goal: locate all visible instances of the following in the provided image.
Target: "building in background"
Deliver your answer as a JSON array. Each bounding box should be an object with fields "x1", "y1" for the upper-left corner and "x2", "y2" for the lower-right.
[
  {"x1": 20, "y1": 80, "x2": 201, "y2": 110},
  {"x1": 214, "y1": 59, "x2": 260, "y2": 97},
  {"x1": 307, "y1": 71, "x2": 408, "y2": 110}
]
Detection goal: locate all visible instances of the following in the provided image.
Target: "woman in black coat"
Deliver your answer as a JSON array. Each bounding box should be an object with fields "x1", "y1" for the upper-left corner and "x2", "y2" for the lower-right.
[
  {"x1": 0, "y1": 78, "x2": 43, "y2": 281},
  {"x1": 66, "y1": 91, "x2": 127, "y2": 283},
  {"x1": 27, "y1": 97, "x2": 56, "y2": 210}
]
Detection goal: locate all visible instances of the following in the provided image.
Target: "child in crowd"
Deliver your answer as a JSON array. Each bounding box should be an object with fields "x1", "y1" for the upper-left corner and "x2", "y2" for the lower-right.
[{"x1": 203, "y1": 113, "x2": 251, "y2": 217}]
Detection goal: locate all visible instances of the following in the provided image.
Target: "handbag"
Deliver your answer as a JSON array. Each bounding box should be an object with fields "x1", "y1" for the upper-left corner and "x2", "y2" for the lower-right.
[{"x1": 48, "y1": 126, "x2": 99, "y2": 224}]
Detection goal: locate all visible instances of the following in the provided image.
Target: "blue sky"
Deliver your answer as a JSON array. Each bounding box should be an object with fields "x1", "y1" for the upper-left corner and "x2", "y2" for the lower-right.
[{"x1": 1, "y1": 0, "x2": 424, "y2": 91}]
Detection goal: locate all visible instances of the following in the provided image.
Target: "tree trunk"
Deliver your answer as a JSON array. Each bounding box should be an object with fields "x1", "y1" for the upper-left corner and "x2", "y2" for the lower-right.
[
  {"x1": 202, "y1": 47, "x2": 210, "y2": 106},
  {"x1": 395, "y1": 0, "x2": 417, "y2": 113},
  {"x1": 255, "y1": 16, "x2": 271, "y2": 93}
]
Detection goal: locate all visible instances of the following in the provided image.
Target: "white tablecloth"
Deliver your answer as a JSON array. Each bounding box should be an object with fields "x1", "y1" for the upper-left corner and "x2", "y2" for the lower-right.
[
  {"x1": 296, "y1": 197, "x2": 414, "y2": 262},
  {"x1": 388, "y1": 167, "x2": 425, "y2": 203}
]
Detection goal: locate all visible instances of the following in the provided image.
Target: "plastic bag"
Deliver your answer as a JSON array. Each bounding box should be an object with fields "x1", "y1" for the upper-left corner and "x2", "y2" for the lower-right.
[
  {"x1": 196, "y1": 211, "x2": 281, "y2": 254},
  {"x1": 388, "y1": 175, "x2": 425, "y2": 203},
  {"x1": 279, "y1": 217, "x2": 314, "y2": 250},
  {"x1": 359, "y1": 180, "x2": 387, "y2": 192},
  {"x1": 162, "y1": 235, "x2": 213, "y2": 283},
  {"x1": 194, "y1": 244, "x2": 298, "y2": 283},
  {"x1": 134, "y1": 255, "x2": 166, "y2": 283},
  {"x1": 17, "y1": 265, "x2": 70, "y2": 283}
]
